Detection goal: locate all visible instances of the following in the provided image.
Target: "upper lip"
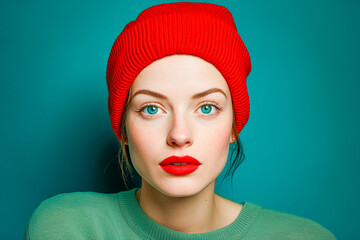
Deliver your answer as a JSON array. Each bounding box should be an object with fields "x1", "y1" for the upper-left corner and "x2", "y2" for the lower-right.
[{"x1": 159, "y1": 155, "x2": 201, "y2": 166}]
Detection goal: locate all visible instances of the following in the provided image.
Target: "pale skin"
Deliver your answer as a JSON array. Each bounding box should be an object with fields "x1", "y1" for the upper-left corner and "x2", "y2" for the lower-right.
[{"x1": 124, "y1": 54, "x2": 243, "y2": 234}]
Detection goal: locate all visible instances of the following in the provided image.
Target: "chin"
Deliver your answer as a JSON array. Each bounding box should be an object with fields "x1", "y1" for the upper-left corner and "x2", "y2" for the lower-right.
[{"x1": 152, "y1": 178, "x2": 213, "y2": 198}]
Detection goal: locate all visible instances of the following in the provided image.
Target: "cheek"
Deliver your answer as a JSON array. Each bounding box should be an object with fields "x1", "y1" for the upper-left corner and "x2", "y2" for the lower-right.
[
  {"x1": 125, "y1": 125, "x2": 150, "y2": 177},
  {"x1": 210, "y1": 127, "x2": 231, "y2": 154},
  {"x1": 198, "y1": 121, "x2": 232, "y2": 172},
  {"x1": 127, "y1": 125, "x2": 151, "y2": 159},
  {"x1": 206, "y1": 115, "x2": 233, "y2": 152},
  {"x1": 125, "y1": 116, "x2": 163, "y2": 167}
]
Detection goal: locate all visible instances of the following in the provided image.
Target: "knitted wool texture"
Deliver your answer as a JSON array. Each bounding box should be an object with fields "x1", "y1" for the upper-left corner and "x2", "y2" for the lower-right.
[{"x1": 106, "y1": 2, "x2": 251, "y2": 141}]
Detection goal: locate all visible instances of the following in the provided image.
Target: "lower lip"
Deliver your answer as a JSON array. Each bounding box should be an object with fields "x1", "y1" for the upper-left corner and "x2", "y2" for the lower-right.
[{"x1": 160, "y1": 164, "x2": 200, "y2": 175}]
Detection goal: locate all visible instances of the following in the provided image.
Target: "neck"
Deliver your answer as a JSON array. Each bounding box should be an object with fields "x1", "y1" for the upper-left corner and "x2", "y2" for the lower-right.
[{"x1": 136, "y1": 180, "x2": 224, "y2": 234}]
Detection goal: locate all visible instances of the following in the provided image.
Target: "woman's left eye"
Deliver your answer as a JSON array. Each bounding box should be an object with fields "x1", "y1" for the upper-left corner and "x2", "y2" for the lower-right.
[{"x1": 197, "y1": 103, "x2": 221, "y2": 115}]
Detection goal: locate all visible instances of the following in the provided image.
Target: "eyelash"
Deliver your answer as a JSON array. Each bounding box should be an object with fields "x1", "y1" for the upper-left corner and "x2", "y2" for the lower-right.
[{"x1": 135, "y1": 101, "x2": 223, "y2": 119}]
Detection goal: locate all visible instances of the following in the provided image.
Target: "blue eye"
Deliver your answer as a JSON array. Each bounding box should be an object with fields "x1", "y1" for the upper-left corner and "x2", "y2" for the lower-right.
[
  {"x1": 200, "y1": 104, "x2": 213, "y2": 114},
  {"x1": 144, "y1": 105, "x2": 159, "y2": 115}
]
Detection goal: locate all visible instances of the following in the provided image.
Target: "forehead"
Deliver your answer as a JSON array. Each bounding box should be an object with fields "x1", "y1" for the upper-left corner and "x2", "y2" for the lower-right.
[{"x1": 129, "y1": 54, "x2": 230, "y2": 96}]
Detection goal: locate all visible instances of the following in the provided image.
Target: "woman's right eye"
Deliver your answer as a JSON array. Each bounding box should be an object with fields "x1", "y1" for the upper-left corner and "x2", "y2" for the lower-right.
[
  {"x1": 137, "y1": 105, "x2": 164, "y2": 117},
  {"x1": 143, "y1": 105, "x2": 160, "y2": 115}
]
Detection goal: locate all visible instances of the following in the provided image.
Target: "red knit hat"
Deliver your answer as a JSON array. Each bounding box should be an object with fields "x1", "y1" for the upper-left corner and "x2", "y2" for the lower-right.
[{"x1": 106, "y1": 2, "x2": 251, "y2": 142}]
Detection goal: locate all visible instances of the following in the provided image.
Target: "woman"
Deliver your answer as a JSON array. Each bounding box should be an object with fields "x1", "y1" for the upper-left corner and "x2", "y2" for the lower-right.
[{"x1": 25, "y1": 2, "x2": 336, "y2": 239}]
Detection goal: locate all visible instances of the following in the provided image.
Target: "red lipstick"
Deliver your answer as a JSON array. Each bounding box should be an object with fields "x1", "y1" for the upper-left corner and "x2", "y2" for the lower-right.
[{"x1": 159, "y1": 155, "x2": 201, "y2": 175}]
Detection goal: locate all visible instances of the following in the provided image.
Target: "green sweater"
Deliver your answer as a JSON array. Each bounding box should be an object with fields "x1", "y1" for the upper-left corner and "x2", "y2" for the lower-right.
[{"x1": 25, "y1": 188, "x2": 336, "y2": 239}]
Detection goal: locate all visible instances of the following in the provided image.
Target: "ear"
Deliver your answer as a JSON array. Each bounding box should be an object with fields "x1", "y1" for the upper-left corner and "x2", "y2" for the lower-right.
[
  {"x1": 124, "y1": 133, "x2": 129, "y2": 145},
  {"x1": 122, "y1": 128, "x2": 129, "y2": 145},
  {"x1": 229, "y1": 130, "x2": 236, "y2": 144}
]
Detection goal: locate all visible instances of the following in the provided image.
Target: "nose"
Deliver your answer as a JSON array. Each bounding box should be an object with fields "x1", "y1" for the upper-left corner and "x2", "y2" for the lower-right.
[{"x1": 166, "y1": 112, "x2": 193, "y2": 148}]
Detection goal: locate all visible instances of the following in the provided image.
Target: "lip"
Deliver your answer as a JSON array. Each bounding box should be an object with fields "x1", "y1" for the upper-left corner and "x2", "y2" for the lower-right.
[{"x1": 159, "y1": 155, "x2": 201, "y2": 175}]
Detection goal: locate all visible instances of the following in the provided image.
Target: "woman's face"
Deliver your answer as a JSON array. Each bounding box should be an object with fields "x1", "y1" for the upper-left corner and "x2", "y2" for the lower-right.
[{"x1": 125, "y1": 54, "x2": 235, "y2": 197}]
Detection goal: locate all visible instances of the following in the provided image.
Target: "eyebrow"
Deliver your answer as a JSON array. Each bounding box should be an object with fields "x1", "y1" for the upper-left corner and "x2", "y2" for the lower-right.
[{"x1": 129, "y1": 87, "x2": 227, "y2": 103}]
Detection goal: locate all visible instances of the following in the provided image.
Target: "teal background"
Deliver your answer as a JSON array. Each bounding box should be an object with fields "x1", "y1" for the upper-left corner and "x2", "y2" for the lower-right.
[{"x1": 1, "y1": 0, "x2": 359, "y2": 239}]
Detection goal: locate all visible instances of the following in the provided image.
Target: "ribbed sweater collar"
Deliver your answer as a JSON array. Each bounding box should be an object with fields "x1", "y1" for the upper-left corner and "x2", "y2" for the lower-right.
[{"x1": 118, "y1": 188, "x2": 261, "y2": 240}]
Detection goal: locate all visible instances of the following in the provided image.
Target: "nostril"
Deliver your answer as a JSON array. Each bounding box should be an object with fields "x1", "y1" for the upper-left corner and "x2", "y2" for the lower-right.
[
  {"x1": 167, "y1": 125, "x2": 193, "y2": 147},
  {"x1": 167, "y1": 134, "x2": 192, "y2": 147}
]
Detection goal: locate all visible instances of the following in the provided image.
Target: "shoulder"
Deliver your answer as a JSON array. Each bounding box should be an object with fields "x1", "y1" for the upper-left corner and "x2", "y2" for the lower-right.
[
  {"x1": 31, "y1": 191, "x2": 120, "y2": 220},
  {"x1": 26, "y1": 192, "x2": 121, "y2": 239},
  {"x1": 249, "y1": 202, "x2": 336, "y2": 240}
]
